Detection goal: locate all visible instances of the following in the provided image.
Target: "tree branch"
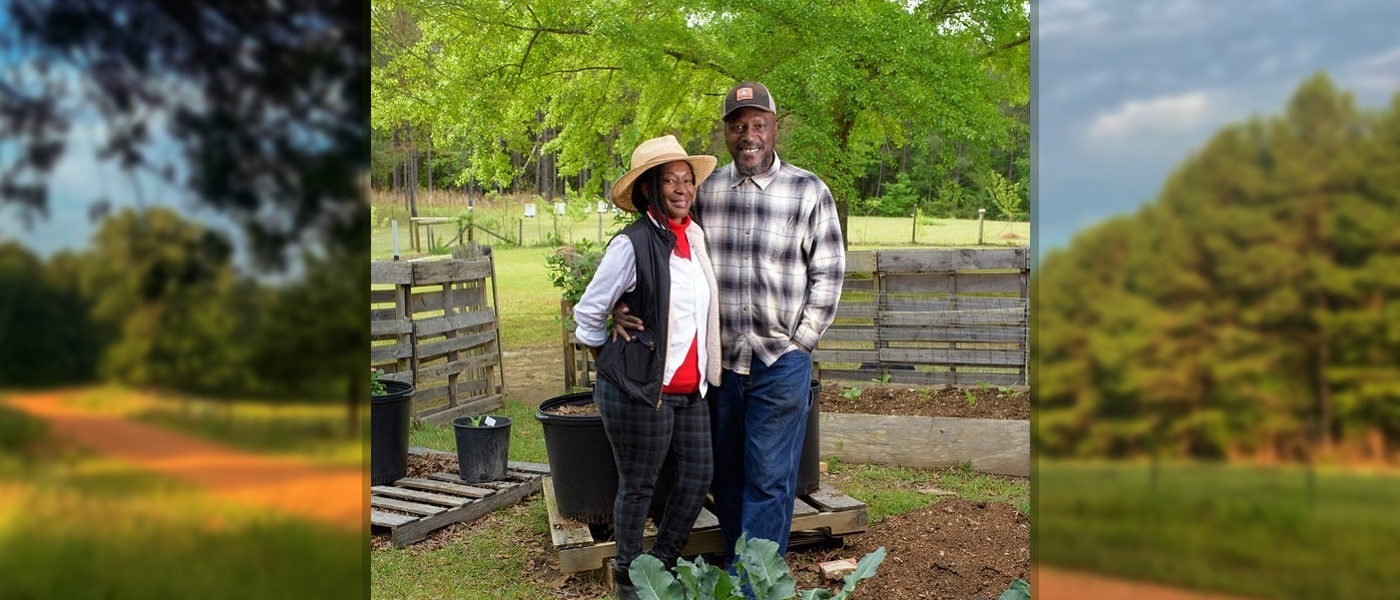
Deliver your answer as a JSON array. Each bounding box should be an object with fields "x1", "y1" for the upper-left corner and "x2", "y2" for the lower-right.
[
  {"x1": 979, "y1": 34, "x2": 1029, "y2": 59},
  {"x1": 662, "y1": 49, "x2": 740, "y2": 81}
]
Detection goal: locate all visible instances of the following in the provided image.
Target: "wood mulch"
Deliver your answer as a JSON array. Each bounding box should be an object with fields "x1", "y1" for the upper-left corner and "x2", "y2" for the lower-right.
[
  {"x1": 543, "y1": 402, "x2": 600, "y2": 416},
  {"x1": 819, "y1": 383, "x2": 1029, "y2": 420}
]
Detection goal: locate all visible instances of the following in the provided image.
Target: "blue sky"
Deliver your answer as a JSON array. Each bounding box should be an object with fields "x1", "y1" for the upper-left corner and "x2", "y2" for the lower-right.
[{"x1": 1037, "y1": 0, "x2": 1400, "y2": 254}]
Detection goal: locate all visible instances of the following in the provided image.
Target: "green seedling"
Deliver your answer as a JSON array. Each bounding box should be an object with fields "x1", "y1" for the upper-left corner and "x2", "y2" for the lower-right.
[
  {"x1": 965, "y1": 389, "x2": 977, "y2": 407},
  {"x1": 841, "y1": 386, "x2": 863, "y2": 401}
]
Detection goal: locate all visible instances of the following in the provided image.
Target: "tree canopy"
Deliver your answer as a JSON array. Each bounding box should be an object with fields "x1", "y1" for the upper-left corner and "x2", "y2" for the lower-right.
[
  {"x1": 1038, "y1": 74, "x2": 1400, "y2": 461},
  {"x1": 371, "y1": 0, "x2": 1028, "y2": 224}
]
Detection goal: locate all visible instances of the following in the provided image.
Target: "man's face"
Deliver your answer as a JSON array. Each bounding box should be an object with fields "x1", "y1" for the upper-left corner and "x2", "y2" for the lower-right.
[{"x1": 724, "y1": 107, "x2": 776, "y2": 177}]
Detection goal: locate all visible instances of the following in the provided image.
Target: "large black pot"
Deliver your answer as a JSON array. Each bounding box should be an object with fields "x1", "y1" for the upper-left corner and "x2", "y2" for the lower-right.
[
  {"x1": 797, "y1": 379, "x2": 822, "y2": 495},
  {"x1": 371, "y1": 379, "x2": 413, "y2": 485},
  {"x1": 453, "y1": 415, "x2": 512, "y2": 482},
  {"x1": 537, "y1": 392, "x2": 617, "y2": 524}
]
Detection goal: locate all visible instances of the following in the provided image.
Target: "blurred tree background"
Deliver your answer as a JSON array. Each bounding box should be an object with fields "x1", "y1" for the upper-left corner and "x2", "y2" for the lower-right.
[
  {"x1": 369, "y1": 0, "x2": 1029, "y2": 234},
  {"x1": 0, "y1": 0, "x2": 366, "y2": 430},
  {"x1": 1038, "y1": 74, "x2": 1400, "y2": 463}
]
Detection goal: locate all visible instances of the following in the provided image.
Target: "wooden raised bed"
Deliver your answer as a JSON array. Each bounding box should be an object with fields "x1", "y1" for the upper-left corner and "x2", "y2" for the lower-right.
[{"x1": 818, "y1": 413, "x2": 1028, "y2": 476}]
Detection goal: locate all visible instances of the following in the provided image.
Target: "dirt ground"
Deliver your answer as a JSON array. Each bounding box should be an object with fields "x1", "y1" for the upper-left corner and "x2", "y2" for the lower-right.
[
  {"x1": 819, "y1": 383, "x2": 1029, "y2": 420},
  {"x1": 501, "y1": 343, "x2": 568, "y2": 407}
]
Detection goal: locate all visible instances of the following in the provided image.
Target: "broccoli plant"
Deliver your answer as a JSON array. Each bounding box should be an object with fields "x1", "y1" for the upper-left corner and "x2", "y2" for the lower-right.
[{"x1": 630, "y1": 535, "x2": 885, "y2": 600}]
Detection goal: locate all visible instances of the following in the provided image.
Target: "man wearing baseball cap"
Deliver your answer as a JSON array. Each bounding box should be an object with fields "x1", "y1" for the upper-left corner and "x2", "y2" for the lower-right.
[{"x1": 616, "y1": 80, "x2": 846, "y2": 565}]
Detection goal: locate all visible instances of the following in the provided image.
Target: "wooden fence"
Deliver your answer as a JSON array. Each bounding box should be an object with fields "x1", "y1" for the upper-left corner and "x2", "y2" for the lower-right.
[
  {"x1": 816, "y1": 247, "x2": 1029, "y2": 386},
  {"x1": 371, "y1": 250, "x2": 505, "y2": 423},
  {"x1": 562, "y1": 247, "x2": 1029, "y2": 389}
]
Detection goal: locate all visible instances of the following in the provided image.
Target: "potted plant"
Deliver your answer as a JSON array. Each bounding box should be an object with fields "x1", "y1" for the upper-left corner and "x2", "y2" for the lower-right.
[
  {"x1": 451, "y1": 414, "x2": 512, "y2": 482},
  {"x1": 370, "y1": 368, "x2": 413, "y2": 485}
]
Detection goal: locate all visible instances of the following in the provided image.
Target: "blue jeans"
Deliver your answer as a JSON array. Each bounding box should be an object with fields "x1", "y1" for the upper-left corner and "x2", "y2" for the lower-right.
[{"x1": 708, "y1": 349, "x2": 812, "y2": 564}]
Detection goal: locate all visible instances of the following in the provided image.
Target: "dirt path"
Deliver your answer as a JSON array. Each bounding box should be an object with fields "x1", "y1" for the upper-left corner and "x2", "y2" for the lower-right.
[
  {"x1": 6, "y1": 391, "x2": 362, "y2": 530},
  {"x1": 1038, "y1": 567, "x2": 1260, "y2": 600}
]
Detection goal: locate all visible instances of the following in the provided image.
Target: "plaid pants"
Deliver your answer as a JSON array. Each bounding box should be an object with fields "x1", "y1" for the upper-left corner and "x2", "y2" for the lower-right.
[{"x1": 595, "y1": 377, "x2": 713, "y2": 574}]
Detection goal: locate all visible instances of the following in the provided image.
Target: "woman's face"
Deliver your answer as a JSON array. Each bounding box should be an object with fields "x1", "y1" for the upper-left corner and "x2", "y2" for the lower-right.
[{"x1": 658, "y1": 160, "x2": 695, "y2": 222}]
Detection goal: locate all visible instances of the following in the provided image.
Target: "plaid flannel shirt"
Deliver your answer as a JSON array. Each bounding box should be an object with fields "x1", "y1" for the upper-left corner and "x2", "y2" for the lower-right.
[{"x1": 693, "y1": 154, "x2": 845, "y2": 374}]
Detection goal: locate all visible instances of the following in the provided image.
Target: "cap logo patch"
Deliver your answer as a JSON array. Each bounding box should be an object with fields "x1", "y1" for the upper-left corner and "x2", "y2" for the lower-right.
[{"x1": 736, "y1": 87, "x2": 753, "y2": 100}]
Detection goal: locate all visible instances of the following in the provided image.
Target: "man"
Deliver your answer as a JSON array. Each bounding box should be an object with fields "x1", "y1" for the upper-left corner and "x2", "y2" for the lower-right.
[{"x1": 615, "y1": 81, "x2": 845, "y2": 563}]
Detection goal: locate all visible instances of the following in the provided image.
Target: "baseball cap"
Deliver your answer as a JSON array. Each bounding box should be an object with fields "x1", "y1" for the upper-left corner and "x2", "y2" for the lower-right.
[{"x1": 722, "y1": 81, "x2": 776, "y2": 119}]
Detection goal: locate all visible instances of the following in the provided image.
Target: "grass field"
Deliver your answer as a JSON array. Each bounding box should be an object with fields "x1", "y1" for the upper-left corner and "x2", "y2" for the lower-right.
[
  {"x1": 1038, "y1": 460, "x2": 1400, "y2": 600},
  {"x1": 0, "y1": 401, "x2": 362, "y2": 600}
]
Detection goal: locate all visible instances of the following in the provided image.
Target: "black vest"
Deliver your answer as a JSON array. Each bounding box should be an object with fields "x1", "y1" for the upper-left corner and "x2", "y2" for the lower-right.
[{"x1": 595, "y1": 217, "x2": 677, "y2": 405}]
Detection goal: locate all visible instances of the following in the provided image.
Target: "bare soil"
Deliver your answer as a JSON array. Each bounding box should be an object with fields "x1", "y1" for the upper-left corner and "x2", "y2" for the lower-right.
[
  {"x1": 544, "y1": 402, "x2": 599, "y2": 416},
  {"x1": 789, "y1": 498, "x2": 1029, "y2": 599},
  {"x1": 819, "y1": 384, "x2": 1029, "y2": 420}
]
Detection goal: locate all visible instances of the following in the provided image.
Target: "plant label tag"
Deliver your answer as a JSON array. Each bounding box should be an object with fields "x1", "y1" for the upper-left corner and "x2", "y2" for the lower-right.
[{"x1": 484, "y1": 416, "x2": 496, "y2": 427}]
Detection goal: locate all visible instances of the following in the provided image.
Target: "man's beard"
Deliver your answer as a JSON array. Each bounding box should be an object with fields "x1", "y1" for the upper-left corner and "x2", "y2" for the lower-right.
[{"x1": 735, "y1": 152, "x2": 773, "y2": 177}]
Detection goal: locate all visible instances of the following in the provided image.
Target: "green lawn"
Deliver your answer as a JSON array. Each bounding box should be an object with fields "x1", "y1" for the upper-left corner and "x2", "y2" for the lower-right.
[
  {"x1": 1038, "y1": 460, "x2": 1400, "y2": 600},
  {"x1": 0, "y1": 401, "x2": 363, "y2": 600}
]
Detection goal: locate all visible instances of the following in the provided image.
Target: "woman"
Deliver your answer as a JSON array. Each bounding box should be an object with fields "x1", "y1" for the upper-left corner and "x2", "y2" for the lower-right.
[{"x1": 573, "y1": 135, "x2": 721, "y2": 599}]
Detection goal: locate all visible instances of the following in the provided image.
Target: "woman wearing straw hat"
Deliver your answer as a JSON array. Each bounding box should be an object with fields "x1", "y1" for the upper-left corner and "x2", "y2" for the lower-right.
[{"x1": 572, "y1": 135, "x2": 721, "y2": 599}]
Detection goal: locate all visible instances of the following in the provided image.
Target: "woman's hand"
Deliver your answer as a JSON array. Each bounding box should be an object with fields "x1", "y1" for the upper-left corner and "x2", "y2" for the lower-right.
[{"x1": 610, "y1": 302, "x2": 644, "y2": 342}]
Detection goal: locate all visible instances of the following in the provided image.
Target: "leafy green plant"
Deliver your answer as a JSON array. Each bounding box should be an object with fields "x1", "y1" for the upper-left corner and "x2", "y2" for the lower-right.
[
  {"x1": 462, "y1": 415, "x2": 488, "y2": 427},
  {"x1": 977, "y1": 381, "x2": 991, "y2": 392},
  {"x1": 997, "y1": 578, "x2": 1030, "y2": 600},
  {"x1": 840, "y1": 386, "x2": 862, "y2": 402},
  {"x1": 918, "y1": 387, "x2": 934, "y2": 402},
  {"x1": 965, "y1": 389, "x2": 977, "y2": 407},
  {"x1": 630, "y1": 535, "x2": 885, "y2": 600},
  {"x1": 544, "y1": 238, "x2": 604, "y2": 306},
  {"x1": 869, "y1": 372, "x2": 892, "y2": 385},
  {"x1": 370, "y1": 368, "x2": 386, "y2": 396}
]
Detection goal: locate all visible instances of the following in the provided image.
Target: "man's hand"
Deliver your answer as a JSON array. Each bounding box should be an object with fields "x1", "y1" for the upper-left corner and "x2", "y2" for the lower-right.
[{"x1": 610, "y1": 302, "x2": 644, "y2": 342}]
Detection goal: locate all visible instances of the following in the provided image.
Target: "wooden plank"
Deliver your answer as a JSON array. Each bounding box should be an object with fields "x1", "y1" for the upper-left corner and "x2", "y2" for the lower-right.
[
  {"x1": 876, "y1": 326, "x2": 1026, "y2": 344},
  {"x1": 396, "y1": 477, "x2": 494, "y2": 499},
  {"x1": 370, "y1": 289, "x2": 399, "y2": 304},
  {"x1": 805, "y1": 482, "x2": 867, "y2": 512},
  {"x1": 392, "y1": 474, "x2": 542, "y2": 548},
  {"x1": 557, "y1": 503, "x2": 867, "y2": 573},
  {"x1": 412, "y1": 259, "x2": 493, "y2": 285},
  {"x1": 415, "y1": 354, "x2": 502, "y2": 383},
  {"x1": 841, "y1": 278, "x2": 875, "y2": 292},
  {"x1": 819, "y1": 327, "x2": 877, "y2": 343},
  {"x1": 834, "y1": 302, "x2": 876, "y2": 320},
  {"x1": 883, "y1": 272, "x2": 1023, "y2": 295},
  {"x1": 877, "y1": 347, "x2": 1025, "y2": 367},
  {"x1": 412, "y1": 379, "x2": 492, "y2": 406},
  {"x1": 509, "y1": 461, "x2": 551, "y2": 475},
  {"x1": 811, "y1": 349, "x2": 878, "y2": 364},
  {"x1": 544, "y1": 477, "x2": 596, "y2": 550},
  {"x1": 371, "y1": 261, "x2": 413, "y2": 284},
  {"x1": 879, "y1": 309, "x2": 1026, "y2": 327},
  {"x1": 371, "y1": 342, "x2": 414, "y2": 363},
  {"x1": 371, "y1": 485, "x2": 470, "y2": 507},
  {"x1": 792, "y1": 497, "x2": 819, "y2": 517},
  {"x1": 817, "y1": 368, "x2": 1023, "y2": 386},
  {"x1": 415, "y1": 394, "x2": 504, "y2": 425},
  {"x1": 414, "y1": 310, "x2": 496, "y2": 338},
  {"x1": 417, "y1": 330, "x2": 496, "y2": 362},
  {"x1": 877, "y1": 248, "x2": 1026, "y2": 272},
  {"x1": 692, "y1": 507, "x2": 719, "y2": 530},
  {"x1": 371, "y1": 510, "x2": 415, "y2": 528},
  {"x1": 818, "y1": 413, "x2": 1028, "y2": 476},
  {"x1": 845, "y1": 251, "x2": 876, "y2": 272},
  {"x1": 371, "y1": 318, "x2": 412, "y2": 337},
  {"x1": 370, "y1": 496, "x2": 445, "y2": 516}
]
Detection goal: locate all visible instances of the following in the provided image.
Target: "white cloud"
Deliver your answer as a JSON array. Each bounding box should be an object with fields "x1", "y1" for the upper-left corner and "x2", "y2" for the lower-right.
[
  {"x1": 1339, "y1": 44, "x2": 1400, "y2": 94},
  {"x1": 1085, "y1": 91, "x2": 1217, "y2": 142}
]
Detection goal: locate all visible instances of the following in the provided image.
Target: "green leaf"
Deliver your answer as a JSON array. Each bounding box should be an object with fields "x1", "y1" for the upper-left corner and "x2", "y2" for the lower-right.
[
  {"x1": 800, "y1": 590, "x2": 835, "y2": 600},
  {"x1": 997, "y1": 578, "x2": 1031, "y2": 600},
  {"x1": 736, "y1": 536, "x2": 796, "y2": 600},
  {"x1": 673, "y1": 556, "x2": 704, "y2": 597},
  {"x1": 630, "y1": 554, "x2": 686, "y2": 600},
  {"x1": 832, "y1": 547, "x2": 886, "y2": 600}
]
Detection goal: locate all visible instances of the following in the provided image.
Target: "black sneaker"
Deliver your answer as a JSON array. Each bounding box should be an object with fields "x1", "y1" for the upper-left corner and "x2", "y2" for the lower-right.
[{"x1": 614, "y1": 568, "x2": 641, "y2": 600}]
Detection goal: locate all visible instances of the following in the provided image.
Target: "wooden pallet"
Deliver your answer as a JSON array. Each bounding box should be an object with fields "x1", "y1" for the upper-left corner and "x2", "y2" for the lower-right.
[
  {"x1": 544, "y1": 477, "x2": 868, "y2": 573},
  {"x1": 371, "y1": 448, "x2": 549, "y2": 548}
]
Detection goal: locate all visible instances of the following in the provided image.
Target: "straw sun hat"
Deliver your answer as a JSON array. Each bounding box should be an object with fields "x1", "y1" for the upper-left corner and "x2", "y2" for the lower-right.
[{"x1": 610, "y1": 135, "x2": 716, "y2": 212}]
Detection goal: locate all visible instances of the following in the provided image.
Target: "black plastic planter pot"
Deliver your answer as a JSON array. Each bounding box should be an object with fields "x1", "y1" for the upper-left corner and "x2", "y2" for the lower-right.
[
  {"x1": 371, "y1": 379, "x2": 414, "y2": 485},
  {"x1": 452, "y1": 416, "x2": 512, "y2": 482},
  {"x1": 797, "y1": 379, "x2": 822, "y2": 495},
  {"x1": 536, "y1": 392, "x2": 617, "y2": 524}
]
